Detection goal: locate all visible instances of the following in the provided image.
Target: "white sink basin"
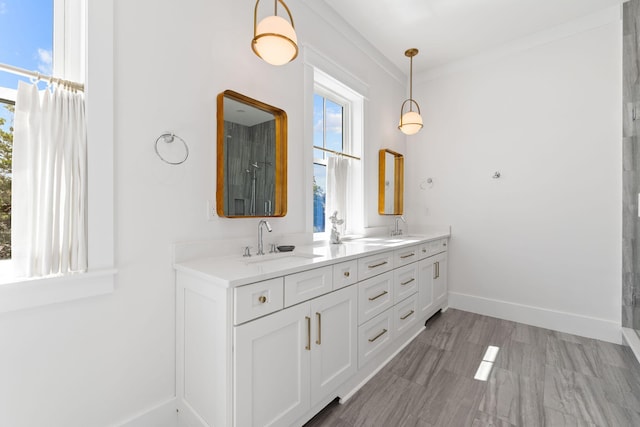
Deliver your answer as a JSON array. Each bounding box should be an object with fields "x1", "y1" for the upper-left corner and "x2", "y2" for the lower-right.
[
  {"x1": 343, "y1": 236, "x2": 424, "y2": 247},
  {"x1": 244, "y1": 252, "x2": 321, "y2": 267}
]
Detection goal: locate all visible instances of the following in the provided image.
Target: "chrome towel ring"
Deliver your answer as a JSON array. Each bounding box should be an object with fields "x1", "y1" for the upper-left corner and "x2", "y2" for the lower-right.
[{"x1": 155, "y1": 132, "x2": 189, "y2": 165}]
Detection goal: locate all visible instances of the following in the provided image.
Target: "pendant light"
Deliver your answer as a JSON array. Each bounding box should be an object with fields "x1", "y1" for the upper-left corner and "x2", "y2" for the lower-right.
[
  {"x1": 252, "y1": 0, "x2": 298, "y2": 66},
  {"x1": 398, "y1": 48, "x2": 423, "y2": 135}
]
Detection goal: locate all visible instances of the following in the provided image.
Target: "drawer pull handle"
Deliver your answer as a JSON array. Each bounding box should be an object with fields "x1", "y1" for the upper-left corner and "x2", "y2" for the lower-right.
[
  {"x1": 368, "y1": 290, "x2": 388, "y2": 301},
  {"x1": 316, "y1": 312, "x2": 322, "y2": 345},
  {"x1": 368, "y1": 329, "x2": 388, "y2": 343},
  {"x1": 400, "y1": 253, "x2": 415, "y2": 259},
  {"x1": 344, "y1": 271, "x2": 350, "y2": 278},
  {"x1": 368, "y1": 261, "x2": 388, "y2": 269},
  {"x1": 258, "y1": 295, "x2": 267, "y2": 304},
  {"x1": 422, "y1": 248, "x2": 427, "y2": 253},
  {"x1": 401, "y1": 310, "x2": 415, "y2": 320},
  {"x1": 401, "y1": 278, "x2": 415, "y2": 286},
  {"x1": 305, "y1": 316, "x2": 311, "y2": 350}
]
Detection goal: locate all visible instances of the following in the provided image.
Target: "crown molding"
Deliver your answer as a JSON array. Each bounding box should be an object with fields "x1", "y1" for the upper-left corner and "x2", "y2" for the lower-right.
[{"x1": 298, "y1": 0, "x2": 405, "y2": 85}]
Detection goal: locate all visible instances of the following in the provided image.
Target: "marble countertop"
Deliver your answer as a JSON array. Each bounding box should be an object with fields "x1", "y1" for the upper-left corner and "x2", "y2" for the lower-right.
[{"x1": 174, "y1": 230, "x2": 450, "y2": 288}]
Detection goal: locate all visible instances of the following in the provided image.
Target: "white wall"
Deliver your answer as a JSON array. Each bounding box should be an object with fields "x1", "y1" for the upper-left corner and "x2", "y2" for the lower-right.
[
  {"x1": 0, "y1": 1, "x2": 406, "y2": 426},
  {"x1": 0, "y1": 2, "x2": 624, "y2": 425},
  {"x1": 406, "y1": 9, "x2": 622, "y2": 342}
]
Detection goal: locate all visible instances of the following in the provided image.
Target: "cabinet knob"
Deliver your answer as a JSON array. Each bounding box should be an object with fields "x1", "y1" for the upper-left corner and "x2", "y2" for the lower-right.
[
  {"x1": 344, "y1": 271, "x2": 350, "y2": 278},
  {"x1": 258, "y1": 295, "x2": 267, "y2": 304}
]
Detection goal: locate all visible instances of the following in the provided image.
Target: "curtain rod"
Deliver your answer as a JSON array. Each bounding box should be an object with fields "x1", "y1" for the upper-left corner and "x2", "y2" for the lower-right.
[
  {"x1": 0, "y1": 62, "x2": 84, "y2": 92},
  {"x1": 314, "y1": 146, "x2": 361, "y2": 160}
]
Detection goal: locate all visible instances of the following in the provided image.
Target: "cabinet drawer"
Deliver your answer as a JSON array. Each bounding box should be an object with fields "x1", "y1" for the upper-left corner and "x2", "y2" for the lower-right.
[
  {"x1": 284, "y1": 266, "x2": 333, "y2": 307},
  {"x1": 333, "y1": 260, "x2": 358, "y2": 290},
  {"x1": 234, "y1": 277, "x2": 284, "y2": 325},
  {"x1": 358, "y1": 309, "x2": 393, "y2": 368},
  {"x1": 357, "y1": 251, "x2": 394, "y2": 281},
  {"x1": 431, "y1": 238, "x2": 448, "y2": 255},
  {"x1": 394, "y1": 245, "x2": 419, "y2": 268},
  {"x1": 418, "y1": 238, "x2": 448, "y2": 260},
  {"x1": 358, "y1": 271, "x2": 394, "y2": 325},
  {"x1": 394, "y1": 294, "x2": 418, "y2": 335},
  {"x1": 394, "y1": 263, "x2": 418, "y2": 303}
]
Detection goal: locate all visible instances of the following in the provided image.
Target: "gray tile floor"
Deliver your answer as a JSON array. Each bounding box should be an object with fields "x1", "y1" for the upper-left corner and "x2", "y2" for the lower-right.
[{"x1": 304, "y1": 309, "x2": 640, "y2": 427}]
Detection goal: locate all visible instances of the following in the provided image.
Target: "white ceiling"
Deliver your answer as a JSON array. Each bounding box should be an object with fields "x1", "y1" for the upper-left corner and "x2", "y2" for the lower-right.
[
  {"x1": 224, "y1": 97, "x2": 274, "y2": 127},
  {"x1": 319, "y1": 0, "x2": 623, "y2": 75}
]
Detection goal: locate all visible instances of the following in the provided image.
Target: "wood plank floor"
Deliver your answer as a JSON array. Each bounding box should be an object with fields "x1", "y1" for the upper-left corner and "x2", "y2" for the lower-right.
[{"x1": 304, "y1": 309, "x2": 640, "y2": 427}]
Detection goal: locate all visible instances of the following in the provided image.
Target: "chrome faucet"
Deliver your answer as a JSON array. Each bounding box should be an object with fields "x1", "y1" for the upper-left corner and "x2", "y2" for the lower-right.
[
  {"x1": 257, "y1": 220, "x2": 272, "y2": 255},
  {"x1": 391, "y1": 216, "x2": 406, "y2": 236}
]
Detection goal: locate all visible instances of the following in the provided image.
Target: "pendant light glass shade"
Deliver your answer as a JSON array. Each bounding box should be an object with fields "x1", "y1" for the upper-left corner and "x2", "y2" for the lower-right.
[
  {"x1": 252, "y1": 0, "x2": 298, "y2": 66},
  {"x1": 399, "y1": 110, "x2": 423, "y2": 135},
  {"x1": 398, "y1": 48, "x2": 423, "y2": 135}
]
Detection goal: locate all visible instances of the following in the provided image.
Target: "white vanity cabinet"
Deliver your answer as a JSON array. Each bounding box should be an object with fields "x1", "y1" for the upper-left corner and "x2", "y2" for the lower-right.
[
  {"x1": 417, "y1": 239, "x2": 448, "y2": 319},
  {"x1": 418, "y1": 259, "x2": 436, "y2": 318},
  {"x1": 175, "y1": 233, "x2": 449, "y2": 427},
  {"x1": 234, "y1": 285, "x2": 357, "y2": 427},
  {"x1": 432, "y1": 252, "x2": 448, "y2": 306}
]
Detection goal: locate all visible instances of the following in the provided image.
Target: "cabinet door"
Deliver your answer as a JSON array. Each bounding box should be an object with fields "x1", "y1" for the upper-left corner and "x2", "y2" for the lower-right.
[
  {"x1": 310, "y1": 286, "x2": 358, "y2": 406},
  {"x1": 234, "y1": 303, "x2": 311, "y2": 427},
  {"x1": 433, "y1": 252, "x2": 448, "y2": 306},
  {"x1": 418, "y1": 258, "x2": 435, "y2": 319}
]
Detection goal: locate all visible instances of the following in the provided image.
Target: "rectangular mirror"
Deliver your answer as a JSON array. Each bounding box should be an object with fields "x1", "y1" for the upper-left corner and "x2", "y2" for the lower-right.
[
  {"x1": 216, "y1": 90, "x2": 287, "y2": 217},
  {"x1": 378, "y1": 149, "x2": 404, "y2": 215}
]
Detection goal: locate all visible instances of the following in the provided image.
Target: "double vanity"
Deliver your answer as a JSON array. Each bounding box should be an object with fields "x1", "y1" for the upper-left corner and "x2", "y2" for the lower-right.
[
  {"x1": 174, "y1": 231, "x2": 449, "y2": 427},
  {"x1": 189, "y1": 89, "x2": 446, "y2": 426}
]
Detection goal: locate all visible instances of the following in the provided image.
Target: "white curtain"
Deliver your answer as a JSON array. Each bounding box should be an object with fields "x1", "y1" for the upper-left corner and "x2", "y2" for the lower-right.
[
  {"x1": 326, "y1": 156, "x2": 350, "y2": 232},
  {"x1": 12, "y1": 81, "x2": 87, "y2": 277}
]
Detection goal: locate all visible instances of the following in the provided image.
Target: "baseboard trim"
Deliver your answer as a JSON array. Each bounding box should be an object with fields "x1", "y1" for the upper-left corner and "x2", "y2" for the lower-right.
[
  {"x1": 114, "y1": 397, "x2": 177, "y2": 427},
  {"x1": 449, "y1": 292, "x2": 622, "y2": 344},
  {"x1": 622, "y1": 328, "x2": 640, "y2": 364}
]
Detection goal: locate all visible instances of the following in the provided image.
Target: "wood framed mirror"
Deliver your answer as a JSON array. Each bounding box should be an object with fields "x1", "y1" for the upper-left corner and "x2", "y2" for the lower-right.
[
  {"x1": 378, "y1": 149, "x2": 404, "y2": 215},
  {"x1": 216, "y1": 90, "x2": 287, "y2": 217}
]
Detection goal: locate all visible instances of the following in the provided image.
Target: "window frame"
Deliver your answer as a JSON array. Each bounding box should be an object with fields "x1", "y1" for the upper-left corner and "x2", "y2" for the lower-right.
[
  {"x1": 313, "y1": 88, "x2": 351, "y2": 237},
  {"x1": 0, "y1": 0, "x2": 115, "y2": 313},
  {"x1": 313, "y1": 86, "x2": 352, "y2": 159},
  {"x1": 310, "y1": 67, "x2": 364, "y2": 241}
]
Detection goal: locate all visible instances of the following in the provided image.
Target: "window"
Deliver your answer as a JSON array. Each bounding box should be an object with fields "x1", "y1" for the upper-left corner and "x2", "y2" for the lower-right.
[
  {"x1": 312, "y1": 69, "x2": 364, "y2": 239},
  {"x1": 0, "y1": 99, "x2": 11, "y2": 260},
  {"x1": 313, "y1": 92, "x2": 347, "y2": 233},
  {"x1": 0, "y1": 0, "x2": 55, "y2": 262},
  {"x1": 0, "y1": 0, "x2": 115, "y2": 312}
]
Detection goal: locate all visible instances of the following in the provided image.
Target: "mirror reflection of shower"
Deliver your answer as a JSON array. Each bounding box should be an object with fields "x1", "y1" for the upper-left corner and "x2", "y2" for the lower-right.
[
  {"x1": 245, "y1": 161, "x2": 273, "y2": 216},
  {"x1": 223, "y1": 116, "x2": 277, "y2": 216}
]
